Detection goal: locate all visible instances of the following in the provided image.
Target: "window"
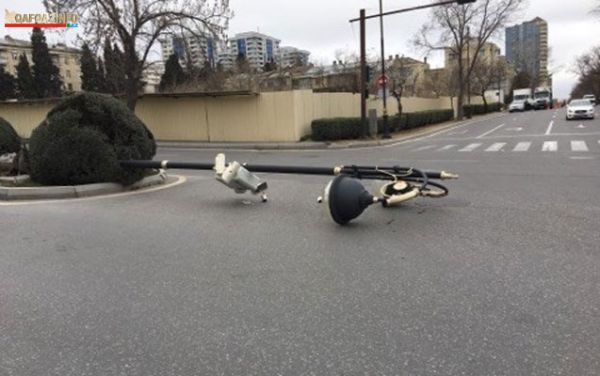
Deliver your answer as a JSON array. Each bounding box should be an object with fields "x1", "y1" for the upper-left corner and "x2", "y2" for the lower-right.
[
  {"x1": 66, "y1": 70, "x2": 71, "y2": 78},
  {"x1": 12, "y1": 52, "x2": 18, "y2": 60},
  {"x1": 64, "y1": 56, "x2": 69, "y2": 64},
  {"x1": 68, "y1": 83, "x2": 73, "y2": 91}
]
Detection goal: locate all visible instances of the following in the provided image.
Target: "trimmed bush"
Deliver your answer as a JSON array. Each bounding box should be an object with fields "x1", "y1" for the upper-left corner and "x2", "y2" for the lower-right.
[
  {"x1": 311, "y1": 109, "x2": 455, "y2": 141},
  {"x1": 0, "y1": 117, "x2": 21, "y2": 155},
  {"x1": 463, "y1": 103, "x2": 503, "y2": 117},
  {"x1": 311, "y1": 117, "x2": 363, "y2": 141},
  {"x1": 29, "y1": 93, "x2": 156, "y2": 186}
]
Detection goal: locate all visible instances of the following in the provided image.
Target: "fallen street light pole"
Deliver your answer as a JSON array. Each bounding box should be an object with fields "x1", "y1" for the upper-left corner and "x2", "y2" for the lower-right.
[{"x1": 120, "y1": 154, "x2": 459, "y2": 225}]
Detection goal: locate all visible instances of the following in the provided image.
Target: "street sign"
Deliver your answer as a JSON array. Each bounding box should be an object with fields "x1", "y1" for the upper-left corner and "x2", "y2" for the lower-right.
[{"x1": 377, "y1": 75, "x2": 389, "y2": 87}]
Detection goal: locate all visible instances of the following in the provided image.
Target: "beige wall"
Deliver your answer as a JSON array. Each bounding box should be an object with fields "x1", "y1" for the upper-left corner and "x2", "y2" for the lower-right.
[{"x1": 0, "y1": 90, "x2": 483, "y2": 142}]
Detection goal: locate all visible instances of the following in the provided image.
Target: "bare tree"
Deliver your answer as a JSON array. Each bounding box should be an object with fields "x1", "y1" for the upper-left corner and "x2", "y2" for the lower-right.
[
  {"x1": 44, "y1": 0, "x2": 232, "y2": 110},
  {"x1": 414, "y1": 0, "x2": 524, "y2": 119},
  {"x1": 471, "y1": 58, "x2": 508, "y2": 110},
  {"x1": 571, "y1": 46, "x2": 600, "y2": 99},
  {"x1": 388, "y1": 56, "x2": 413, "y2": 117}
]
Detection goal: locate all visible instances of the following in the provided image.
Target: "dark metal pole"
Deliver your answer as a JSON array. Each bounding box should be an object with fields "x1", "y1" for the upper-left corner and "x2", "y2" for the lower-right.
[
  {"x1": 360, "y1": 9, "x2": 368, "y2": 138},
  {"x1": 379, "y1": 0, "x2": 391, "y2": 139},
  {"x1": 466, "y1": 26, "x2": 472, "y2": 119},
  {"x1": 119, "y1": 160, "x2": 456, "y2": 181}
]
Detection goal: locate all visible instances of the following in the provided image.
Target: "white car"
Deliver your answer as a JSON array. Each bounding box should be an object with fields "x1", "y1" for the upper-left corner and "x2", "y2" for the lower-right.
[
  {"x1": 583, "y1": 94, "x2": 596, "y2": 106},
  {"x1": 566, "y1": 99, "x2": 595, "y2": 120},
  {"x1": 508, "y1": 100, "x2": 526, "y2": 112}
]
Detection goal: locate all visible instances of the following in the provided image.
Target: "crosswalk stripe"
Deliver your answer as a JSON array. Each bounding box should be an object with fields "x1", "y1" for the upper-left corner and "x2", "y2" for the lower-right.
[
  {"x1": 571, "y1": 141, "x2": 588, "y2": 152},
  {"x1": 437, "y1": 145, "x2": 456, "y2": 151},
  {"x1": 485, "y1": 143, "x2": 506, "y2": 152},
  {"x1": 459, "y1": 143, "x2": 482, "y2": 152},
  {"x1": 542, "y1": 141, "x2": 557, "y2": 152},
  {"x1": 414, "y1": 145, "x2": 436, "y2": 151},
  {"x1": 513, "y1": 142, "x2": 531, "y2": 152}
]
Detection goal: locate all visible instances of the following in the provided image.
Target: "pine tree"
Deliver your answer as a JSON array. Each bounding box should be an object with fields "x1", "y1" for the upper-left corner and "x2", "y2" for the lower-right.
[
  {"x1": 97, "y1": 58, "x2": 107, "y2": 93},
  {"x1": 103, "y1": 38, "x2": 126, "y2": 94},
  {"x1": 16, "y1": 54, "x2": 36, "y2": 99},
  {"x1": 80, "y1": 43, "x2": 100, "y2": 91},
  {"x1": 0, "y1": 66, "x2": 16, "y2": 100},
  {"x1": 159, "y1": 54, "x2": 186, "y2": 92},
  {"x1": 31, "y1": 27, "x2": 63, "y2": 98}
]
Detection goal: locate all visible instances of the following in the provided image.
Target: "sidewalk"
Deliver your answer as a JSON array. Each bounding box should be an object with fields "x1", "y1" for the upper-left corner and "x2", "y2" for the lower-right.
[{"x1": 157, "y1": 112, "x2": 507, "y2": 151}]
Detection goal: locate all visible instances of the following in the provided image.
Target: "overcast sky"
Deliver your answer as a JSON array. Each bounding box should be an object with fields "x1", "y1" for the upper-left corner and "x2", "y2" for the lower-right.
[{"x1": 3, "y1": 0, "x2": 599, "y2": 98}]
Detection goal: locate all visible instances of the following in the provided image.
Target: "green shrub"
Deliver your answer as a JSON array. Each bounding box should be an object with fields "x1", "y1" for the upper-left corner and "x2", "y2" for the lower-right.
[
  {"x1": 29, "y1": 93, "x2": 156, "y2": 186},
  {"x1": 463, "y1": 103, "x2": 503, "y2": 117},
  {"x1": 311, "y1": 117, "x2": 363, "y2": 141},
  {"x1": 311, "y1": 109, "x2": 454, "y2": 141},
  {"x1": 0, "y1": 117, "x2": 21, "y2": 155}
]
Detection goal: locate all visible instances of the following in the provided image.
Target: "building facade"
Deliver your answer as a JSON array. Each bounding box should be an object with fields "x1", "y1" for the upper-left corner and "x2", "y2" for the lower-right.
[
  {"x1": 225, "y1": 32, "x2": 281, "y2": 71},
  {"x1": 159, "y1": 33, "x2": 216, "y2": 69},
  {"x1": 505, "y1": 17, "x2": 549, "y2": 86},
  {"x1": 444, "y1": 41, "x2": 502, "y2": 70},
  {"x1": 279, "y1": 46, "x2": 310, "y2": 68},
  {"x1": 0, "y1": 35, "x2": 82, "y2": 92}
]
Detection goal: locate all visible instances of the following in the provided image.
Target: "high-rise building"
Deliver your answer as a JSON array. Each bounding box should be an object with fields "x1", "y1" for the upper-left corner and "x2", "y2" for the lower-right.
[
  {"x1": 159, "y1": 33, "x2": 216, "y2": 69},
  {"x1": 0, "y1": 35, "x2": 82, "y2": 92},
  {"x1": 225, "y1": 32, "x2": 281, "y2": 71},
  {"x1": 505, "y1": 17, "x2": 549, "y2": 86},
  {"x1": 279, "y1": 46, "x2": 310, "y2": 68}
]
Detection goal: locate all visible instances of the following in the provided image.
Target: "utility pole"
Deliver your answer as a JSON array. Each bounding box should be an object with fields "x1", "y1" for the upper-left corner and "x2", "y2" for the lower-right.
[
  {"x1": 360, "y1": 9, "x2": 367, "y2": 138},
  {"x1": 379, "y1": 0, "x2": 391, "y2": 139},
  {"x1": 466, "y1": 26, "x2": 472, "y2": 119}
]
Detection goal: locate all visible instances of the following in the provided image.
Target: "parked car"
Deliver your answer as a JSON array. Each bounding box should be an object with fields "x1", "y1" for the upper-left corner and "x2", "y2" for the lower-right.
[
  {"x1": 583, "y1": 94, "x2": 596, "y2": 105},
  {"x1": 566, "y1": 99, "x2": 595, "y2": 120},
  {"x1": 508, "y1": 100, "x2": 526, "y2": 112}
]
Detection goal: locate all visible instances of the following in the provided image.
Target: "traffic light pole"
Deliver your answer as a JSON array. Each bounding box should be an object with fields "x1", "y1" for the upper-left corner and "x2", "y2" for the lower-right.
[
  {"x1": 360, "y1": 9, "x2": 368, "y2": 138},
  {"x1": 379, "y1": 0, "x2": 391, "y2": 139}
]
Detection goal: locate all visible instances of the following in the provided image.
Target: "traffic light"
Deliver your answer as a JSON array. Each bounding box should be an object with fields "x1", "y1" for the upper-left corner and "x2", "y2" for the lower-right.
[{"x1": 365, "y1": 65, "x2": 372, "y2": 82}]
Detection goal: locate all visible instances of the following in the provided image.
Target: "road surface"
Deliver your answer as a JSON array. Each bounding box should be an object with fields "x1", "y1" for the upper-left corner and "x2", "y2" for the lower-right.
[{"x1": 1, "y1": 108, "x2": 599, "y2": 375}]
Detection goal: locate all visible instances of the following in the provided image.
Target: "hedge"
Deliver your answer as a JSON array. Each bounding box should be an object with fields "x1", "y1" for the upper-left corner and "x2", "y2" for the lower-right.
[
  {"x1": 463, "y1": 103, "x2": 503, "y2": 117},
  {"x1": 312, "y1": 109, "x2": 455, "y2": 141},
  {"x1": 0, "y1": 117, "x2": 21, "y2": 155},
  {"x1": 29, "y1": 92, "x2": 156, "y2": 186}
]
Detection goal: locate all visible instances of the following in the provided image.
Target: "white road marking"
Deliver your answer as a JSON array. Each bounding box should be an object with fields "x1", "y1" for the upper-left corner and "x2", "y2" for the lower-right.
[
  {"x1": 545, "y1": 121, "x2": 554, "y2": 136},
  {"x1": 570, "y1": 156, "x2": 596, "y2": 160},
  {"x1": 414, "y1": 145, "x2": 437, "y2": 151},
  {"x1": 476, "y1": 124, "x2": 505, "y2": 139},
  {"x1": 507, "y1": 127, "x2": 523, "y2": 131},
  {"x1": 485, "y1": 143, "x2": 506, "y2": 152},
  {"x1": 513, "y1": 142, "x2": 531, "y2": 152},
  {"x1": 437, "y1": 144, "x2": 457, "y2": 151},
  {"x1": 571, "y1": 140, "x2": 589, "y2": 152},
  {"x1": 542, "y1": 141, "x2": 558, "y2": 152},
  {"x1": 459, "y1": 143, "x2": 482, "y2": 152},
  {"x1": 577, "y1": 124, "x2": 586, "y2": 129}
]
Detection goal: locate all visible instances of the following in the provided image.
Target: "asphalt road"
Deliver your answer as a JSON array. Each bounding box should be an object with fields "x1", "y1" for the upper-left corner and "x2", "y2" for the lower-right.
[{"x1": 1, "y1": 108, "x2": 599, "y2": 375}]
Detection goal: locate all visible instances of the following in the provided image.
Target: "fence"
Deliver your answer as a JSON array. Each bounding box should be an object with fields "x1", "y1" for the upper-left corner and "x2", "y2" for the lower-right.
[{"x1": 0, "y1": 90, "x2": 483, "y2": 142}]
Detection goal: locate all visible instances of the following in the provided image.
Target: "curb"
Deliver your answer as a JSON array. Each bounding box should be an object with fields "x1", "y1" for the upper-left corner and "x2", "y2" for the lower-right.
[
  {"x1": 0, "y1": 171, "x2": 168, "y2": 201},
  {"x1": 157, "y1": 112, "x2": 507, "y2": 151}
]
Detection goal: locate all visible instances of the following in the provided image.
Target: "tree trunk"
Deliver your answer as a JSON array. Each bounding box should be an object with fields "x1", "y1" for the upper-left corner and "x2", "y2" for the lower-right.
[
  {"x1": 482, "y1": 91, "x2": 488, "y2": 112},
  {"x1": 456, "y1": 85, "x2": 465, "y2": 120},
  {"x1": 125, "y1": 77, "x2": 139, "y2": 111}
]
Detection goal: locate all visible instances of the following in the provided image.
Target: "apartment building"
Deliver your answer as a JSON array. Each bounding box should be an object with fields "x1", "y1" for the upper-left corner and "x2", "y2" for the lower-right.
[
  {"x1": 279, "y1": 46, "x2": 310, "y2": 68},
  {"x1": 0, "y1": 35, "x2": 81, "y2": 92},
  {"x1": 225, "y1": 32, "x2": 281, "y2": 71},
  {"x1": 159, "y1": 33, "x2": 217, "y2": 69},
  {"x1": 505, "y1": 17, "x2": 549, "y2": 86}
]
